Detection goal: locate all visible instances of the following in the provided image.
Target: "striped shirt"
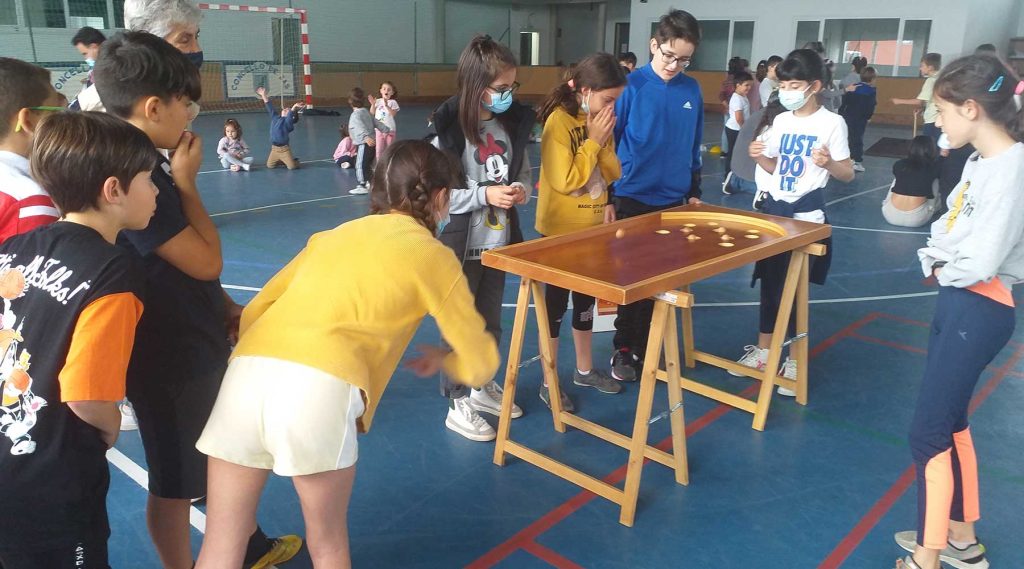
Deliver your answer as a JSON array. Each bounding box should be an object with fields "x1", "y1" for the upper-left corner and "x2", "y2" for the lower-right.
[{"x1": 0, "y1": 151, "x2": 60, "y2": 243}]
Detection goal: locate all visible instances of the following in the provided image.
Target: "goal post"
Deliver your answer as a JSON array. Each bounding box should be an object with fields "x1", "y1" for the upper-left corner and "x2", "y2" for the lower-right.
[{"x1": 196, "y1": 3, "x2": 313, "y2": 111}]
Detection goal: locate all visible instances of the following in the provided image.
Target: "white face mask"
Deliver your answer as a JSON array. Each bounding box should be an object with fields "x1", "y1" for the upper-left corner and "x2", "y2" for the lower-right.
[
  {"x1": 580, "y1": 91, "x2": 593, "y2": 115},
  {"x1": 778, "y1": 85, "x2": 812, "y2": 111}
]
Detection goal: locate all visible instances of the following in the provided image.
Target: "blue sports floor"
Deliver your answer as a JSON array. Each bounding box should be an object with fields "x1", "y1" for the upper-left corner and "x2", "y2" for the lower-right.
[{"x1": 105, "y1": 105, "x2": 1024, "y2": 568}]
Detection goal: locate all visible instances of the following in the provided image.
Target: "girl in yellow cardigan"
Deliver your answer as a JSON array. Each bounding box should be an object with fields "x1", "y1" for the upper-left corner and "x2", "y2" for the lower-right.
[
  {"x1": 194, "y1": 140, "x2": 499, "y2": 569},
  {"x1": 534, "y1": 53, "x2": 627, "y2": 411}
]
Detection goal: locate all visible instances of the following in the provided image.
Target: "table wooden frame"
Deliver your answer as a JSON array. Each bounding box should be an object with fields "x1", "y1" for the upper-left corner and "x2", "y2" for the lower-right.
[{"x1": 483, "y1": 204, "x2": 830, "y2": 525}]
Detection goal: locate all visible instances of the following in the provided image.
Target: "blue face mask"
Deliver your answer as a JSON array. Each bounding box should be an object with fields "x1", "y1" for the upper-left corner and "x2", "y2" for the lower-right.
[
  {"x1": 85, "y1": 58, "x2": 95, "y2": 68},
  {"x1": 435, "y1": 212, "x2": 450, "y2": 236},
  {"x1": 483, "y1": 91, "x2": 513, "y2": 114},
  {"x1": 778, "y1": 85, "x2": 812, "y2": 111},
  {"x1": 186, "y1": 51, "x2": 204, "y2": 69}
]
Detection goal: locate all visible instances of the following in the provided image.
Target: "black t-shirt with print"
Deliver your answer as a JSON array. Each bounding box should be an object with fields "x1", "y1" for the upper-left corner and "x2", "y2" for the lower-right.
[
  {"x1": 0, "y1": 222, "x2": 143, "y2": 548},
  {"x1": 117, "y1": 159, "x2": 230, "y2": 394}
]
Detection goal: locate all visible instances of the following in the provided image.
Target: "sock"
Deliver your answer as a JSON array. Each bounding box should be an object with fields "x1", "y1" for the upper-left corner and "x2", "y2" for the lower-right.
[
  {"x1": 577, "y1": 368, "x2": 591, "y2": 376},
  {"x1": 948, "y1": 538, "x2": 975, "y2": 549}
]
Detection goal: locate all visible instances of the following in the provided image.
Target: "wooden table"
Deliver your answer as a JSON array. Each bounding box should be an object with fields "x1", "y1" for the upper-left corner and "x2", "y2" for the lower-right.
[{"x1": 482, "y1": 204, "x2": 831, "y2": 526}]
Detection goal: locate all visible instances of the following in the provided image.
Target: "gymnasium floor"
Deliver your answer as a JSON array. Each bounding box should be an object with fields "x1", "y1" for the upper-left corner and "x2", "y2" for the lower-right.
[{"x1": 106, "y1": 104, "x2": 1024, "y2": 569}]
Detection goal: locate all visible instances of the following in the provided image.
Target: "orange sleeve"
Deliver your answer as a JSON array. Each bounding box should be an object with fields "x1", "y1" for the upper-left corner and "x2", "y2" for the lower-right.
[{"x1": 59, "y1": 292, "x2": 144, "y2": 402}]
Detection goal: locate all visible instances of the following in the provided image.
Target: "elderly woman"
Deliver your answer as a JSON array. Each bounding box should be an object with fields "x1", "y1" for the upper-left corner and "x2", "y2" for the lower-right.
[
  {"x1": 74, "y1": 0, "x2": 203, "y2": 113},
  {"x1": 81, "y1": 2, "x2": 302, "y2": 569}
]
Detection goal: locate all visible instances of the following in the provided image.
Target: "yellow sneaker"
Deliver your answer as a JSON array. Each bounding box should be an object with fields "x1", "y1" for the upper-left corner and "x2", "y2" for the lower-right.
[{"x1": 248, "y1": 534, "x2": 303, "y2": 569}]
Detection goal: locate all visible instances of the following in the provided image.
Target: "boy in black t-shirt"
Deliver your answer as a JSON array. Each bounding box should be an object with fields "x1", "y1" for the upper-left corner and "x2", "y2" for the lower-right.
[
  {"x1": 92, "y1": 31, "x2": 300, "y2": 569},
  {"x1": 0, "y1": 111, "x2": 155, "y2": 568}
]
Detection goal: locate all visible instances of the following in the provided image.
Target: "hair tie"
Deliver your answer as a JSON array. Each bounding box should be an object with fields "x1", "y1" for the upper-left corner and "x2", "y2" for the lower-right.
[
  {"x1": 567, "y1": 79, "x2": 575, "y2": 89},
  {"x1": 1016, "y1": 80, "x2": 1024, "y2": 96}
]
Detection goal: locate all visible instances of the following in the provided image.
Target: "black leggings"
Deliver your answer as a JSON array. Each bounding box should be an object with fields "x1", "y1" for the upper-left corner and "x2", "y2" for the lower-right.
[
  {"x1": 544, "y1": 284, "x2": 595, "y2": 338},
  {"x1": 725, "y1": 127, "x2": 740, "y2": 177}
]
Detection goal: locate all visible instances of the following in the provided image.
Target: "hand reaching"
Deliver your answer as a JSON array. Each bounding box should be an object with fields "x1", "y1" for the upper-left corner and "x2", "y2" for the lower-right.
[
  {"x1": 811, "y1": 144, "x2": 832, "y2": 168},
  {"x1": 403, "y1": 345, "x2": 451, "y2": 377}
]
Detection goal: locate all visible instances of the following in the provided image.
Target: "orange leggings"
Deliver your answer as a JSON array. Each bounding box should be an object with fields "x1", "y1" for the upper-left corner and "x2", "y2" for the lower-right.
[{"x1": 910, "y1": 287, "x2": 1014, "y2": 549}]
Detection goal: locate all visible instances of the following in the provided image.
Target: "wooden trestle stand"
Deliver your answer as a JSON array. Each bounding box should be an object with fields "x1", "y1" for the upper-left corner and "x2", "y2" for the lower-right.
[{"x1": 481, "y1": 204, "x2": 831, "y2": 526}]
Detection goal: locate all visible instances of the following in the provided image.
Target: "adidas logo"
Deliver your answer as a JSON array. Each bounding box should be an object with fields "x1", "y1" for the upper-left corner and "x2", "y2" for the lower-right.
[{"x1": 683, "y1": 101, "x2": 693, "y2": 109}]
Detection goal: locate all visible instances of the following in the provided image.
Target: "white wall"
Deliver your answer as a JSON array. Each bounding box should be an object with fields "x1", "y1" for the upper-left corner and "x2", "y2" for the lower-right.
[
  {"x1": 962, "y1": 0, "x2": 1017, "y2": 57},
  {"x1": 443, "y1": 1, "x2": 555, "y2": 65},
  {"x1": 555, "y1": 3, "x2": 602, "y2": 64},
  {"x1": 628, "y1": 0, "x2": 990, "y2": 74}
]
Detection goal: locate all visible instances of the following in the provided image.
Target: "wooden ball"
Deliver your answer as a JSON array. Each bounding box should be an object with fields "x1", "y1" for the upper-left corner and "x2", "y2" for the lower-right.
[{"x1": 615, "y1": 228, "x2": 625, "y2": 239}]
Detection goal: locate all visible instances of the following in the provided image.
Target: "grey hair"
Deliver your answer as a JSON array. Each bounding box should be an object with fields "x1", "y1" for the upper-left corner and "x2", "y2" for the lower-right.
[{"x1": 123, "y1": 0, "x2": 202, "y2": 39}]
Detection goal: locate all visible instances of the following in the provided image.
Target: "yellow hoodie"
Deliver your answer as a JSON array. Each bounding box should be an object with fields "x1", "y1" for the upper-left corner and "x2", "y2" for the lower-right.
[
  {"x1": 232, "y1": 213, "x2": 500, "y2": 431},
  {"x1": 536, "y1": 107, "x2": 622, "y2": 236}
]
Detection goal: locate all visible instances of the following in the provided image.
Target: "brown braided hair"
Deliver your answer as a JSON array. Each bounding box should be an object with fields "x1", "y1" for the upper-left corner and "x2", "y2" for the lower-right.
[{"x1": 369, "y1": 140, "x2": 465, "y2": 234}]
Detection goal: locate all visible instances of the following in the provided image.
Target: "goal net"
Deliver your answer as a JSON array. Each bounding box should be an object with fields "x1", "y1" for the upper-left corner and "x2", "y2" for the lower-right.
[{"x1": 196, "y1": 3, "x2": 313, "y2": 113}]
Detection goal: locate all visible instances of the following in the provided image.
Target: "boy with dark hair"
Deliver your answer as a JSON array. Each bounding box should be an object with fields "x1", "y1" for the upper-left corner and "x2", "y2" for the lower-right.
[
  {"x1": 608, "y1": 8, "x2": 703, "y2": 381},
  {"x1": 619, "y1": 51, "x2": 637, "y2": 72},
  {"x1": 0, "y1": 58, "x2": 61, "y2": 243},
  {"x1": 93, "y1": 31, "x2": 301, "y2": 569},
  {"x1": 892, "y1": 53, "x2": 942, "y2": 143},
  {"x1": 0, "y1": 110, "x2": 155, "y2": 569},
  {"x1": 840, "y1": 66, "x2": 878, "y2": 173},
  {"x1": 257, "y1": 86, "x2": 305, "y2": 170}
]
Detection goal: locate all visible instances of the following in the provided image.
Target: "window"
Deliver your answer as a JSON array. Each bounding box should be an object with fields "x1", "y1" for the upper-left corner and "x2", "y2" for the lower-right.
[
  {"x1": 691, "y1": 19, "x2": 729, "y2": 71},
  {"x1": 731, "y1": 21, "x2": 754, "y2": 64},
  {"x1": 0, "y1": 0, "x2": 17, "y2": 25},
  {"x1": 113, "y1": 0, "x2": 125, "y2": 28},
  {"x1": 68, "y1": 0, "x2": 108, "y2": 28},
  {"x1": 23, "y1": 0, "x2": 65, "y2": 28},
  {"x1": 898, "y1": 20, "x2": 932, "y2": 77},
  {"x1": 795, "y1": 21, "x2": 820, "y2": 49},
  {"x1": 823, "y1": 18, "x2": 901, "y2": 76}
]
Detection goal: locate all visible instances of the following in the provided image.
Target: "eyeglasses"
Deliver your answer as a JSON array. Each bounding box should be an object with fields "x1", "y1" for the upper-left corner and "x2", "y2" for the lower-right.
[
  {"x1": 488, "y1": 81, "x2": 521, "y2": 101},
  {"x1": 657, "y1": 45, "x2": 692, "y2": 69}
]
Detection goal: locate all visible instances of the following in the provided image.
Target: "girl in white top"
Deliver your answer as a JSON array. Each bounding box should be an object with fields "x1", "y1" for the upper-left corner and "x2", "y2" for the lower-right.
[
  {"x1": 735, "y1": 48, "x2": 854, "y2": 393},
  {"x1": 372, "y1": 81, "x2": 400, "y2": 159}
]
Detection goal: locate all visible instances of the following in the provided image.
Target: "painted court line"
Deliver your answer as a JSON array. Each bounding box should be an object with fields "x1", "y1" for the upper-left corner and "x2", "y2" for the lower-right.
[
  {"x1": 818, "y1": 343, "x2": 1024, "y2": 568},
  {"x1": 211, "y1": 195, "x2": 353, "y2": 217},
  {"x1": 106, "y1": 447, "x2": 207, "y2": 533},
  {"x1": 467, "y1": 313, "x2": 878, "y2": 568},
  {"x1": 197, "y1": 158, "x2": 334, "y2": 175},
  {"x1": 825, "y1": 183, "x2": 891, "y2": 206},
  {"x1": 831, "y1": 225, "x2": 929, "y2": 235}
]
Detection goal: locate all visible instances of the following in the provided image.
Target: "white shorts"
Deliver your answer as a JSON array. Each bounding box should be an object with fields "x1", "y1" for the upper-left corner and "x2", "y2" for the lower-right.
[{"x1": 197, "y1": 356, "x2": 365, "y2": 476}]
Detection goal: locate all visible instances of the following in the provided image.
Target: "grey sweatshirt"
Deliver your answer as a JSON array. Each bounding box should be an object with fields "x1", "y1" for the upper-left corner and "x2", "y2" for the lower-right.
[
  {"x1": 918, "y1": 142, "x2": 1024, "y2": 287},
  {"x1": 348, "y1": 107, "x2": 390, "y2": 146},
  {"x1": 434, "y1": 119, "x2": 532, "y2": 259}
]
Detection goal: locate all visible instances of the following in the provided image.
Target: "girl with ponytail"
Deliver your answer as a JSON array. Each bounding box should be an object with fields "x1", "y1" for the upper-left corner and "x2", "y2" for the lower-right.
[
  {"x1": 896, "y1": 54, "x2": 1024, "y2": 569},
  {"x1": 196, "y1": 140, "x2": 499, "y2": 569},
  {"x1": 533, "y1": 52, "x2": 627, "y2": 410}
]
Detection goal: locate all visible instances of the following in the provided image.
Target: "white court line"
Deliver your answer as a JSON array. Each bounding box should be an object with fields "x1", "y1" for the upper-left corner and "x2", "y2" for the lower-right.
[
  {"x1": 211, "y1": 195, "x2": 352, "y2": 217},
  {"x1": 826, "y1": 183, "x2": 890, "y2": 206},
  {"x1": 106, "y1": 447, "x2": 207, "y2": 533},
  {"x1": 832, "y1": 225, "x2": 929, "y2": 235},
  {"x1": 197, "y1": 158, "x2": 334, "y2": 175}
]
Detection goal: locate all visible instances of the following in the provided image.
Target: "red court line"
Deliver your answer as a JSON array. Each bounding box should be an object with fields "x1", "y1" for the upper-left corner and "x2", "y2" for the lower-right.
[
  {"x1": 467, "y1": 312, "x2": 879, "y2": 569},
  {"x1": 817, "y1": 343, "x2": 1024, "y2": 569},
  {"x1": 848, "y1": 332, "x2": 927, "y2": 355},
  {"x1": 873, "y1": 312, "x2": 1024, "y2": 349},
  {"x1": 521, "y1": 540, "x2": 587, "y2": 569}
]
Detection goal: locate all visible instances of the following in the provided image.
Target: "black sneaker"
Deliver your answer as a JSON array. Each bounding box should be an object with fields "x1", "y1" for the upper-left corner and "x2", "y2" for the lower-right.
[{"x1": 610, "y1": 348, "x2": 639, "y2": 382}]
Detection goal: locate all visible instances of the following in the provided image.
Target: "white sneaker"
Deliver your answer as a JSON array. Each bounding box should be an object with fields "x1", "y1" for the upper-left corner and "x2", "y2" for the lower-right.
[
  {"x1": 853, "y1": 162, "x2": 865, "y2": 172},
  {"x1": 722, "y1": 171, "x2": 734, "y2": 194},
  {"x1": 241, "y1": 163, "x2": 251, "y2": 172},
  {"x1": 445, "y1": 397, "x2": 496, "y2": 441},
  {"x1": 469, "y1": 381, "x2": 523, "y2": 418},
  {"x1": 119, "y1": 400, "x2": 138, "y2": 431},
  {"x1": 729, "y1": 345, "x2": 768, "y2": 377},
  {"x1": 776, "y1": 358, "x2": 797, "y2": 396},
  {"x1": 348, "y1": 184, "x2": 369, "y2": 195},
  {"x1": 340, "y1": 162, "x2": 351, "y2": 169}
]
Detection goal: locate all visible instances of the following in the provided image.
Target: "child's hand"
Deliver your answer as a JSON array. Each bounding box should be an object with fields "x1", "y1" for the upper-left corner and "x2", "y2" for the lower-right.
[
  {"x1": 510, "y1": 183, "x2": 528, "y2": 204},
  {"x1": 587, "y1": 105, "x2": 615, "y2": 147},
  {"x1": 368, "y1": 94, "x2": 377, "y2": 107},
  {"x1": 811, "y1": 144, "x2": 832, "y2": 168},
  {"x1": 291, "y1": 102, "x2": 305, "y2": 111},
  {"x1": 688, "y1": 197, "x2": 702, "y2": 205},
  {"x1": 748, "y1": 140, "x2": 766, "y2": 159},
  {"x1": 403, "y1": 345, "x2": 451, "y2": 377},
  {"x1": 171, "y1": 131, "x2": 203, "y2": 188},
  {"x1": 486, "y1": 185, "x2": 518, "y2": 209},
  {"x1": 255, "y1": 87, "x2": 267, "y2": 101}
]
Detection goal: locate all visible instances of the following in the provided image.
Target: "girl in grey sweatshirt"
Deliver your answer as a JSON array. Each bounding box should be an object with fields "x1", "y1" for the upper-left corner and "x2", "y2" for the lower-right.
[{"x1": 899, "y1": 54, "x2": 1023, "y2": 569}]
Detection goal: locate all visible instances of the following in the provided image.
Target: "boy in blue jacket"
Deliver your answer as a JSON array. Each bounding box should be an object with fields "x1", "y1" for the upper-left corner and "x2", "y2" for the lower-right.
[
  {"x1": 257, "y1": 86, "x2": 305, "y2": 169},
  {"x1": 840, "y1": 66, "x2": 877, "y2": 173},
  {"x1": 608, "y1": 8, "x2": 704, "y2": 382}
]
